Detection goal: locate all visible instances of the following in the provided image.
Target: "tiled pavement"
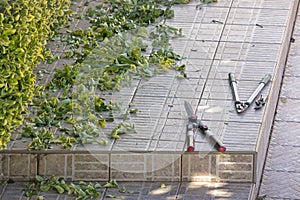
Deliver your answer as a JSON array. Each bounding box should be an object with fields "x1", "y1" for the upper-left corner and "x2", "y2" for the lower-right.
[
  {"x1": 258, "y1": 6, "x2": 300, "y2": 200},
  {"x1": 0, "y1": 181, "x2": 253, "y2": 200},
  {"x1": 1, "y1": 0, "x2": 300, "y2": 199}
]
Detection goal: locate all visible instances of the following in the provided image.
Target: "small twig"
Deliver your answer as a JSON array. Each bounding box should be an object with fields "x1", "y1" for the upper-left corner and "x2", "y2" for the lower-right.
[
  {"x1": 211, "y1": 19, "x2": 223, "y2": 24},
  {"x1": 256, "y1": 23, "x2": 264, "y2": 28}
]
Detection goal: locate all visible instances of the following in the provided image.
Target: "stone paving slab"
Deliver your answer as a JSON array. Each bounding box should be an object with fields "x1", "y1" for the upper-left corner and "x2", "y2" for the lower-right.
[
  {"x1": 0, "y1": 181, "x2": 253, "y2": 200},
  {"x1": 259, "y1": 4, "x2": 300, "y2": 200}
]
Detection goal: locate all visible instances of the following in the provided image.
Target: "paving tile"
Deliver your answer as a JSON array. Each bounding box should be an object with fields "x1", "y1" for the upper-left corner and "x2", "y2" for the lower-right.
[
  {"x1": 271, "y1": 121, "x2": 300, "y2": 146},
  {"x1": 289, "y1": 42, "x2": 300, "y2": 56},
  {"x1": 181, "y1": 41, "x2": 219, "y2": 60},
  {"x1": 276, "y1": 98, "x2": 300, "y2": 122},
  {"x1": 215, "y1": 41, "x2": 282, "y2": 62},
  {"x1": 39, "y1": 154, "x2": 71, "y2": 179},
  {"x1": 286, "y1": 55, "x2": 300, "y2": 77},
  {"x1": 182, "y1": 153, "x2": 215, "y2": 182},
  {"x1": 221, "y1": 24, "x2": 285, "y2": 44},
  {"x1": 1, "y1": 154, "x2": 37, "y2": 181},
  {"x1": 264, "y1": 144, "x2": 300, "y2": 172},
  {"x1": 208, "y1": 60, "x2": 276, "y2": 82},
  {"x1": 260, "y1": 170, "x2": 300, "y2": 199},
  {"x1": 227, "y1": 8, "x2": 290, "y2": 26},
  {"x1": 231, "y1": 0, "x2": 294, "y2": 10},
  {"x1": 112, "y1": 138, "x2": 153, "y2": 152},
  {"x1": 0, "y1": 182, "x2": 27, "y2": 200},
  {"x1": 110, "y1": 153, "x2": 181, "y2": 181},
  {"x1": 280, "y1": 76, "x2": 300, "y2": 99},
  {"x1": 185, "y1": 6, "x2": 231, "y2": 24},
  {"x1": 73, "y1": 154, "x2": 109, "y2": 181},
  {"x1": 177, "y1": 182, "x2": 252, "y2": 200},
  {"x1": 104, "y1": 182, "x2": 180, "y2": 200}
]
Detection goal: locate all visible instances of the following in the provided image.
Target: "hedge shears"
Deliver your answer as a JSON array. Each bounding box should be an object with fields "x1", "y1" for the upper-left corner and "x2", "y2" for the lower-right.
[{"x1": 184, "y1": 101, "x2": 226, "y2": 152}]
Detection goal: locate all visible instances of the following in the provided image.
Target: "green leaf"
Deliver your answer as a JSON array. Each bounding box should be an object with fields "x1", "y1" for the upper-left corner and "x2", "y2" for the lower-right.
[
  {"x1": 99, "y1": 138, "x2": 107, "y2": 145},
  {"x1": 3, "y1": 28, "x2": 16, "y2": 35},
  {"x1": 7, "y1": 179, "x2": 14, "y2": 184},
  {"x1": 280, "y1": 97, "x2": 288, "y2": 103},
  {"x1": 129, "y1": 108, "x2": 138, "y2": 114},
  {"x1": 40, "y1": 185, "x2": 51, "y2": 192},
  {"x1": 98, "y1": 119, "x2": 106, "y2": 128},
  {"x1": 36, "y1": 175, "x2": 45, "y2": 182},
  {"x1": 119, "y1": 186, "x2": 126, "y2": 193},
  {"x1": 103, "y1": 180, "x2": 118, "y2": 188},
  {"x1": 53, "y1": 185, "x2": 65, "y2": 194},
  {"x1": 106, "y1": 194, "x2": 117, "y2": 198}
]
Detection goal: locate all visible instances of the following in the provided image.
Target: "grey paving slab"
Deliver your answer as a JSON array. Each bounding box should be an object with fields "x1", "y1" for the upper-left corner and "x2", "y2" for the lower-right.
[
  {"x1": 260, "y1": 170, "x2": 300, "y2": 199},
  {"x1": 275, "y1": 98, "x2": 300, "y2": 122},
  {"x1": 103, "y1": 182, "x2": 180, "y2": 200},
  {"x1": 180, "y1": 58, "x2": 212, "y2": 78},
  {"x1": 231, "y1": 0, "x2": 294, "y2": 10},
  {"x1": 186, "y1": 0, "x2": 233, "y2": 7},
  {"x1": 168, "y1": 23, "x2": 224, "y2": 42},
  {"x1": 227, "y1": 8, "x2": 291, "y2": 26},
  {"x1": 280, "y1": 76, "x2": 300, "y2": 99},
  {"x1": 215, "y1": 41, "x2": 281, "y2": 62},
  {"x1": 177, "y1": 182, "x2": 252, "y2": 200},
  {"x1": 0, "y1": 181, "x2": 254, "y2": 200},
  {"x1": 270, "y1": 121, "x2": 300, "y2": 147},
  {"x1": 264, "y1": 143, "x2": 300, "y2": 172},
  {"x1": 259, "y1": 1, "x2": 300, "y2": 199},
  {"x1": 168, "y1": 5, "x2": 231, "y2": 24},
  {"x1": 199, "y1": 98, "x2": 267, "y2": 124},
  {"x1": 178, "y1": 40, "x2": 219, "y2": 60},
  {"x1": 285, "y1": 55, "x2": 300, "y2": 77},
  {"x1": 208, "y1": 60, "x2": 276, "y2": 81},
  {"x1": 221, "y1": 24, "x2": 285, "y2": 44}
]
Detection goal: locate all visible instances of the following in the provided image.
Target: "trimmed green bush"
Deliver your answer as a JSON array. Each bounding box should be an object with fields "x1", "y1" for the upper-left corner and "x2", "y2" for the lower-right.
[{"x1": 0, "y1": 0, "x2": 71, "y2": 149}]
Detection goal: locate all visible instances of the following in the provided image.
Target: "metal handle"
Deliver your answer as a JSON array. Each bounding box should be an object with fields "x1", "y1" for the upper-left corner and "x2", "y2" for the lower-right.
[
  {"x1": 228, "y1": 73, "x2": 243, "y2": 112},
  {"x1": 228, "y1": 73, "x2": 240, "y2": 101},
  {"x1": 260, "y1": 74, "x2": 272, "y2": 85},
  {"x1": 197, "y1": 120, "x2": 226, "y2": 152},
  {"x1": 228, "y1": 73, "x2": 236, "y2": 83},
  {"x1": 204, "y1": 130, "x2": 226, "y2": 152},
  {"x1": 245, "y1": 74, "x2": 271, "y2": 106},
  {"x1": 187, "y1": 129, "x2": 194, "y2": 152}
]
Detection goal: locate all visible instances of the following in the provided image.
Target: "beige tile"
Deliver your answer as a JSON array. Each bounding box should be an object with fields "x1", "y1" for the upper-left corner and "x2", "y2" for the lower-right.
[
  {"x1": 74, "y1": 154, "x2": 109, "y2": 181},
  {"x1": 39, "y1": 154, "x2": 66, "y2": 177},
  {"x1": 9, "y1": 154, "x2": 36, "y2": 180},
  {"x1": 218, "y1": 154, "x2": 253, "y2": 163},
  {"x1": 182, "y1": 153, "x2": 213, "y2": 182},
  {"x1": 218, "y1": 171, "x2": 252, "y2": 181},
  {"x1": 148, "y1": 154, "x2": 181, "y2": 181}
]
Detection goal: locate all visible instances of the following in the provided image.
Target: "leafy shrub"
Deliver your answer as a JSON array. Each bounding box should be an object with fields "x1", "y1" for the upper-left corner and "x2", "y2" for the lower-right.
[{"x1": 0, "y1": 0, "x2": 71, "y2": 149}]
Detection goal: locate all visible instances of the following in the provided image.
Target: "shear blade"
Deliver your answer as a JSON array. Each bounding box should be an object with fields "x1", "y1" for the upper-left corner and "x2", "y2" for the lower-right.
[{"x1": 184, "y1": 101, "x2": 194, "y2": 117}]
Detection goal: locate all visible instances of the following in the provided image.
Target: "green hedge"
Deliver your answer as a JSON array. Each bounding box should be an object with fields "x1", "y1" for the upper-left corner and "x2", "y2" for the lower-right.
[{"x1": 0, "y1": 0, "x2": 71, "y2": 149}]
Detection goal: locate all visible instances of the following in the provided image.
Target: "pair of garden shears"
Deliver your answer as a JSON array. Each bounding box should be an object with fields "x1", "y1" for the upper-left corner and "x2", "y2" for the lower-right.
[
  {"x1": 184, "y1": 101, "x2": 226, "y2": 152},
  {"x1": 228, "y1": 73, "x2": 271, "y2": 113}
]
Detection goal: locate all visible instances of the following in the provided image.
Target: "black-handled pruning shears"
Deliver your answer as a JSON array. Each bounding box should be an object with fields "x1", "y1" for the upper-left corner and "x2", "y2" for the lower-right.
[
  {"x1": 184, "y1": 101, "x2": 226, "y2": 152},
  {"x1": 228, "y1": 73, "x2": 271, "y2": 113}
]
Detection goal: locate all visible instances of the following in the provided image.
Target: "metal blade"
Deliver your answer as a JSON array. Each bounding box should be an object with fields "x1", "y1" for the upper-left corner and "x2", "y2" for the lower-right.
[{"x1": 184, "y1": 101, "x2": 194, "y2": 117}]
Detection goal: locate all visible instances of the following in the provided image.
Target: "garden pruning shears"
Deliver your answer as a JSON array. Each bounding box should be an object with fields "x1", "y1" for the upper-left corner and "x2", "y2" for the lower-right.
[
  {"x1": 184, "y1": 101, "x2": 226, "y2": 152},
  {"x1": 228, "y1": 73, "x2": 271, "y2": 113}
]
